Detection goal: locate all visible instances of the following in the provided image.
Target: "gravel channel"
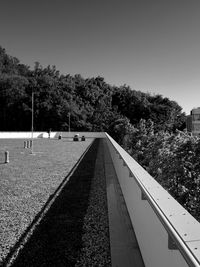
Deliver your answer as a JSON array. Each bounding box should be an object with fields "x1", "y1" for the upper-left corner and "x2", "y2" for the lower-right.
[{"x1": 8, "y1": 138, "x2": 111, "y2": 267}]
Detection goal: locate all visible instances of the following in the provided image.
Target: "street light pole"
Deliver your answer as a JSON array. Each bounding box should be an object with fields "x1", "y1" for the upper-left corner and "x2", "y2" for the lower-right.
[
  {"x1": 31, "y1": 91, "x2": 34, "y2": 154},
  {"x1": 68, "y1": 112, "x2": 71, "y2": 132}
]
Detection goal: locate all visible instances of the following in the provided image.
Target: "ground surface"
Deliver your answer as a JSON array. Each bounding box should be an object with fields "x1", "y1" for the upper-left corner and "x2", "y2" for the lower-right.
[
  {"x1": 8, "y1": 138, "x2": 111, "y2": 267},
  {"x1": 0, "y1": 138, "x2": 93, "y2": 265}
]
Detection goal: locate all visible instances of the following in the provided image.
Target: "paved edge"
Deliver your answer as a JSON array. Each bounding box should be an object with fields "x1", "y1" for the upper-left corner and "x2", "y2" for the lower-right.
[{"x1": 103, "y1": 139, "x2": 145, "y2": 267}]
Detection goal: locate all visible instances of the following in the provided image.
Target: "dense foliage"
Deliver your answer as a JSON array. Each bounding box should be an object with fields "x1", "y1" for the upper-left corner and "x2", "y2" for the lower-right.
[
  {"x1": 0, "y1": 46, "x2": 185, "y2": 135},
  {"x1": 124, "y1": 119, "x2": 200, "y2": 222}
]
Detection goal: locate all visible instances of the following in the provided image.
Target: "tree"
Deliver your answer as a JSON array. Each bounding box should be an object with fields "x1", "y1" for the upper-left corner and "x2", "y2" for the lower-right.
[{"x1": 0, "y1": 45, "x2": 186, "y2": 134}]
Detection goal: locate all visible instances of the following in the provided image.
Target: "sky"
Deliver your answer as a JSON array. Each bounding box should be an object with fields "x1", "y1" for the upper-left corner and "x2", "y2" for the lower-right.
[{"x1": 0, "y1": 0, "x2": 200, "y2": 115}]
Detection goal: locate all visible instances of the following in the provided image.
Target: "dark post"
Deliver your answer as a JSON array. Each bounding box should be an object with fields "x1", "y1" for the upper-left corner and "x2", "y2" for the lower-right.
[
  {"x1": 24, "y1": 141, "x2": 27, "y2": 148},
  {"x1": 5, "y1": 151, "x2": 9, "y2": 163}
]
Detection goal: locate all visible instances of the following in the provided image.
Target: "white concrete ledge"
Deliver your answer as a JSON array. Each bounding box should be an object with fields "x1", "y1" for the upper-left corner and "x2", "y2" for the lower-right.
[
  {"x1": 0, "y1": 132, "x2": 55, "y2": 139},
  {"x1": 0, "y1": 131, "x2": 106, "y2": 139},
  {"x1": 105, "y1": 133, "x2": 200, "y2": 267}
]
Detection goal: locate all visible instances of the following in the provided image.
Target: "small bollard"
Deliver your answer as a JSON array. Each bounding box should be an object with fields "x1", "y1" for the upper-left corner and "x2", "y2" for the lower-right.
[
  {"x1": 27, "y1": 140, "x2": 30, "y2": 149},
  {"x1": 58, "y1": 134, "x2": 62, "y2": 140},
  {"x1": 24, "y1": 141, "x2": 27, "y2": 149},
  {"x1": 5, "y1": 151, "x2": 9, "y2": 163},
  {"x1": 30, "y1": 140, "x2": 32, "y2": 148}
]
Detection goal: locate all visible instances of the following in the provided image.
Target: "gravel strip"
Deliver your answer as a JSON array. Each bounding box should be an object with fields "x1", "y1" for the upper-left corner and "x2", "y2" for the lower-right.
[
  {"x1": 75, "y1": 138, "x2": 111, "y2": 267},
  {"x1": 0, "y1": 138, "x2": 93, "y2": 265},
  {"x1": 5, "y1": 138, "x2": 111, "y2": 267}
]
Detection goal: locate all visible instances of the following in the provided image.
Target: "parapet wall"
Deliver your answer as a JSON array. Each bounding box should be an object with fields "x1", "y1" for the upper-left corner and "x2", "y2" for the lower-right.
[
  {"x1": 0, "y1": 131, "x2": 106, "y2": 139},
  {"x1": 0, "y1": 132, "x2": 55, "y2": 139},
  {"x1": 105, "y1": 133, "x2": 200, "y2": 267},
  {"x1": 58, "y1": 132, "x2": 106, "y2": 138}
]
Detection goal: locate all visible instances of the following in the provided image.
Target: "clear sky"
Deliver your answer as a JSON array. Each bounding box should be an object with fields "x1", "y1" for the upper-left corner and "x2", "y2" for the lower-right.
[{"x1": 1, "y1": 0, "x2": 200, "y2": 114}]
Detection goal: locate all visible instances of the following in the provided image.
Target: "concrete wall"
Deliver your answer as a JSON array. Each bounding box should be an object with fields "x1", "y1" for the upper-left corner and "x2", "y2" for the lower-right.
[
  {"x1": 0, "y1": 131, "x2": 106, "y2": 139},
  {"x1": 58, "y1": 131, "x2": 106, "y2": 138},
  {"x1": 105, "y1": 133, "x2": 200, "y2": 267},
  {"x1": 0, "y1": 132, "x2": 56, "y2": 139}
]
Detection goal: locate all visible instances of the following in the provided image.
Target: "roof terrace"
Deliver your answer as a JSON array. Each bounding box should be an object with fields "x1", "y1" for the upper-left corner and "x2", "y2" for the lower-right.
[{"x1": 0, "y1": 132, "x2": 200, "y2": 266}]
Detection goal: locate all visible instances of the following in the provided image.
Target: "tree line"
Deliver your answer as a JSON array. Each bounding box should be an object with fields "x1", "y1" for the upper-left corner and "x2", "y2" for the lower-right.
[{"x1": 0, "y1": 45, "x2": 186, "y2": 139}]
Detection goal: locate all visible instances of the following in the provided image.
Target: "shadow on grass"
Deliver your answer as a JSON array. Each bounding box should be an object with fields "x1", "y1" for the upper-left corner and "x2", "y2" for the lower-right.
[{"x1": 3, "y1": 139, "x2": 100, "y2": 267}]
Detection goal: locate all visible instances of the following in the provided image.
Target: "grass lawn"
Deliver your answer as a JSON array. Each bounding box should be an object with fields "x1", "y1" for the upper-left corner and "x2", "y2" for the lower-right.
[{"x1": 0, "y1": 138, "x2": 93, "y2": 264}]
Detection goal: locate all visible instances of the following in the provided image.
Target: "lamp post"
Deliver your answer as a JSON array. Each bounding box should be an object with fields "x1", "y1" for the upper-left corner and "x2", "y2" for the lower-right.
[
  {"x1": 68, "y1": 112, "x2": 71, "y2": 132},
  {"x1": 31, "y1": 91, "x2": 34, "y2": 154}
]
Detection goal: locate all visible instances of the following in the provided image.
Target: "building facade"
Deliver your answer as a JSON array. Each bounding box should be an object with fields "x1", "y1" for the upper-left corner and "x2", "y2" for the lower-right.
[{"x1": 186, "y1": 108, "x2": 200, "y2": 136}]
